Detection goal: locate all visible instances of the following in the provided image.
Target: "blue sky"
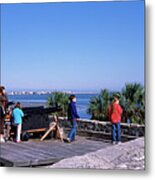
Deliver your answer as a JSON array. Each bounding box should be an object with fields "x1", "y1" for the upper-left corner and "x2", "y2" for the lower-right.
[{"x1": 1, "y1": 1, "x2": 144, "y2": 91}]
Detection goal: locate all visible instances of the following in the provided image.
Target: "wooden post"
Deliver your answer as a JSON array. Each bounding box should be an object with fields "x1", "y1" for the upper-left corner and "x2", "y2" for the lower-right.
[{"x1": 40, "y1": 115, "x2": 64, "y2": 142}]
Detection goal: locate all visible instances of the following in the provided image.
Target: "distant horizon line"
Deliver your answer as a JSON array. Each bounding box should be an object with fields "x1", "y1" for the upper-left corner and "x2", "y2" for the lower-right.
[
  {"x1": 4, "y1": 82, "x2": 144, "y2": 93},
  {"x1": 5, "y1": 85, "x2": 144, "y2": 93},
  {"x1": 7, "y1": 88, "x2": 100, "y2": 93}
]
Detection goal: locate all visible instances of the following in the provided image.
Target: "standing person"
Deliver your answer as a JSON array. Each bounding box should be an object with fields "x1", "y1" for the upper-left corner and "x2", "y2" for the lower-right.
[
  {"x1": 0, "y1": 86, "x2": 8, "y2": 107},
  {"x1": 12, "y1": 102, "x2": 24, "y2": 143},
  {"x1": 0, "y1": 86, "x2": 12, "y2": 142},
  {"x1": 0, "y1": 97, "x2": 6, "y2": 143},
  {"x1": 67, "y1": 95, "x2": 80, "y2": 143},
  {"x1": 108, "y1": 93, "x2": 123, "y2": 144}
]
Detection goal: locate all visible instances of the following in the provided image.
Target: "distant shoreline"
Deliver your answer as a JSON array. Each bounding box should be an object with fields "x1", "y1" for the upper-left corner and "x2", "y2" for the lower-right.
[
  {"x1": 8, "y1": 93, "x2": 95, "y2": 119},
  {"x1": 7, "y1": 91, "x2": 99, "y2": 96}
]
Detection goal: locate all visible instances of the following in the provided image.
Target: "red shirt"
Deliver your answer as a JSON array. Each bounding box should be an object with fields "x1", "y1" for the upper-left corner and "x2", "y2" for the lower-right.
[{"x1": 108, "y1": 102, "x2": 123, "y2": 123}]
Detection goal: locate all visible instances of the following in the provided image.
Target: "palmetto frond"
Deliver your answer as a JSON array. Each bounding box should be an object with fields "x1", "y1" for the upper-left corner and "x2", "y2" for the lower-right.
[{"x1": 48, "y1": 92, "x2": 69, "y2": 117}]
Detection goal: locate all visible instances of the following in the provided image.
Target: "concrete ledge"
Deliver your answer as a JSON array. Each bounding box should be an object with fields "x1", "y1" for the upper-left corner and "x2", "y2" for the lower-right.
[{"x1": 47, "y1": 137, "x2": 145, "y2": 170}]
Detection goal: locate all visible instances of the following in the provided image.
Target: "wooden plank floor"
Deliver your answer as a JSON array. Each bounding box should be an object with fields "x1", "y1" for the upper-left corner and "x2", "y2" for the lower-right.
[{"x1": 0, "y1": 136, "x2": 111, "y2": 167}]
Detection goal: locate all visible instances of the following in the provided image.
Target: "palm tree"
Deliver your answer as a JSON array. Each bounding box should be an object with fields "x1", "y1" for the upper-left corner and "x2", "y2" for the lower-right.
[
  {"x1": 87, "y1": 89, "x2": 111, "y2": 121},
  {"x1": 87, "y1": 96, "x2": 101, "y2": 120},
  {"x1": 47, "y1": 92, "x2": 69, "y2": 117},
  {"x1": 122, "y1": 83, "x2": 145, "y2": 124}
]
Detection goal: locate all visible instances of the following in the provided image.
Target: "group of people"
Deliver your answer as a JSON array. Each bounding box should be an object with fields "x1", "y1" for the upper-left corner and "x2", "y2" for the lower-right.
[
  {"x1": 0, "y1": 85, "x2": 123, "y2": 144},
  {"x1": 0, "y1": 86, "x2": 24, "y2": 143},
  {"x1": 67, "y1": 93, "x2": 123, "y2": 145}
]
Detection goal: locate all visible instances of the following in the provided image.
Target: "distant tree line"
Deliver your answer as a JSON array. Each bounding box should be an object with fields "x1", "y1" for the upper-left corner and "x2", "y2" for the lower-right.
[{"x1": 47, "y1": 83, "x2": 145, "y2": 125}]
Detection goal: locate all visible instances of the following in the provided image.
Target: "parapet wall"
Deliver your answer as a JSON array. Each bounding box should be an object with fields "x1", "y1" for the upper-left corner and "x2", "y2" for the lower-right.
[{"x1": 56, "y1": 117, "x2": 145, "y2": 141}]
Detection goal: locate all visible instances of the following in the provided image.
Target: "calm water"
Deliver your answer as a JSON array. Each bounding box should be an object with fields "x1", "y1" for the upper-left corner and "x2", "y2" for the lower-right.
[{"x1": 8, "y1": 94, "x2": 98, "y2": 119}]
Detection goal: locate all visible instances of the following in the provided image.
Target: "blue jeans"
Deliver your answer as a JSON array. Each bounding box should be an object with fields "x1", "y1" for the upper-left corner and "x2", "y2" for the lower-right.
[
  {"x1": 68, "y1": 120, "x2": 77, "y2": 141},
  {"x1": 112, "y1": 123, "x2": 121, "y2": 142}
]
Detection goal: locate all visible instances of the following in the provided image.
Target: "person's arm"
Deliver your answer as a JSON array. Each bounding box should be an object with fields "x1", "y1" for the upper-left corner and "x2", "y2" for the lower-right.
[
  {"x1": 0, "y1": 106, "x2": 3, "y2": 117},
  {"x1": 118, "y1": 105, "x2": 123, "y2": 114},
  {"x1": 72, "y1": 103, "x2": 80, "y2": 119},
  {"x1": 0, "y1": 105, "x2": 6, "y2": 117},
  {"x1": 68, "y1": 103, "x2": 71, "y2": 120},
  {"x1": 20, "y1": 109, "x2": 24, "y2": 117}
]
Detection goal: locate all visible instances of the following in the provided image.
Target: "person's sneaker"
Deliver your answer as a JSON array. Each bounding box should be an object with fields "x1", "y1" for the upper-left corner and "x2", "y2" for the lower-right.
[
  {"x1": 0, "y1": 137, "x2": 5, "y2": 143},
  {"x1": 15, "y1": 140, "x2": 22, "y2": 143},
  {"x1": 66, "y1": 138, "x2": 71, "y2": 143},
  {"x1": 117, "y1": 142, "x2": 122, "y2": 145},
  {"x1": 112, "y1": 141, "x2": 116, "y2": 145}
]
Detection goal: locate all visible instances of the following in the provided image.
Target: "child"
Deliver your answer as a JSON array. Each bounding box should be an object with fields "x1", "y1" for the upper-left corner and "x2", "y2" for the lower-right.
[
  {"x1": 67, "y1": 95, "x2": 80, "y2": 143},
  {"x1": 108, "y1": 93, "x2": 123, "y2": 144},
  {"x1": 12, "y1": 102, "x2": 24, "y2": 143}
]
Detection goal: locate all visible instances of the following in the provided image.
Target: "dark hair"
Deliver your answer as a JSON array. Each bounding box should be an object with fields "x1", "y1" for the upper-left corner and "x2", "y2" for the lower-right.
[
  {"x1": 0, "y1": 87, "x2": 3, "y2": 94},
  {"x1": 69, "y1": 94, "x2": 76, "y2": 101},
  {"x1": 15, "y1": 102, "x2": 21, "y2": 108},
  {"x1": 1, "y1": 86, "x2": 5, "y2": 90},
  {"x1": 0, "y1": 86, "x2": 5, "y2": 96},
  {"x1": 113, "y1": 92, "x2": 121, "y2": 100}
]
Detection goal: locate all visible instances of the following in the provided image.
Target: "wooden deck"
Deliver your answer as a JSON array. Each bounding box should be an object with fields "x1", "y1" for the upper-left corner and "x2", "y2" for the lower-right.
[{"x1": 0, "y1": 136, "x2": 111, "y2": 167}]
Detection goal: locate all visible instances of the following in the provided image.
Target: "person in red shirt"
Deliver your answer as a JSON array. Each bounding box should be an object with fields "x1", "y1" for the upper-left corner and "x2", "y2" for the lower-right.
[{"x1": 108, "y1": 93, "x2": 123, "y2": 144}]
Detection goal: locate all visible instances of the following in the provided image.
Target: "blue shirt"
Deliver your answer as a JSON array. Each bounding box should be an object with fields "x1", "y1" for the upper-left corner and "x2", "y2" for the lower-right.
[
  {"x1": 12, "y1": 107, "x2": 24, "y2": 124},
  {"x1": 68, "y1": 102, "x2": 80, "y2": 120}
]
